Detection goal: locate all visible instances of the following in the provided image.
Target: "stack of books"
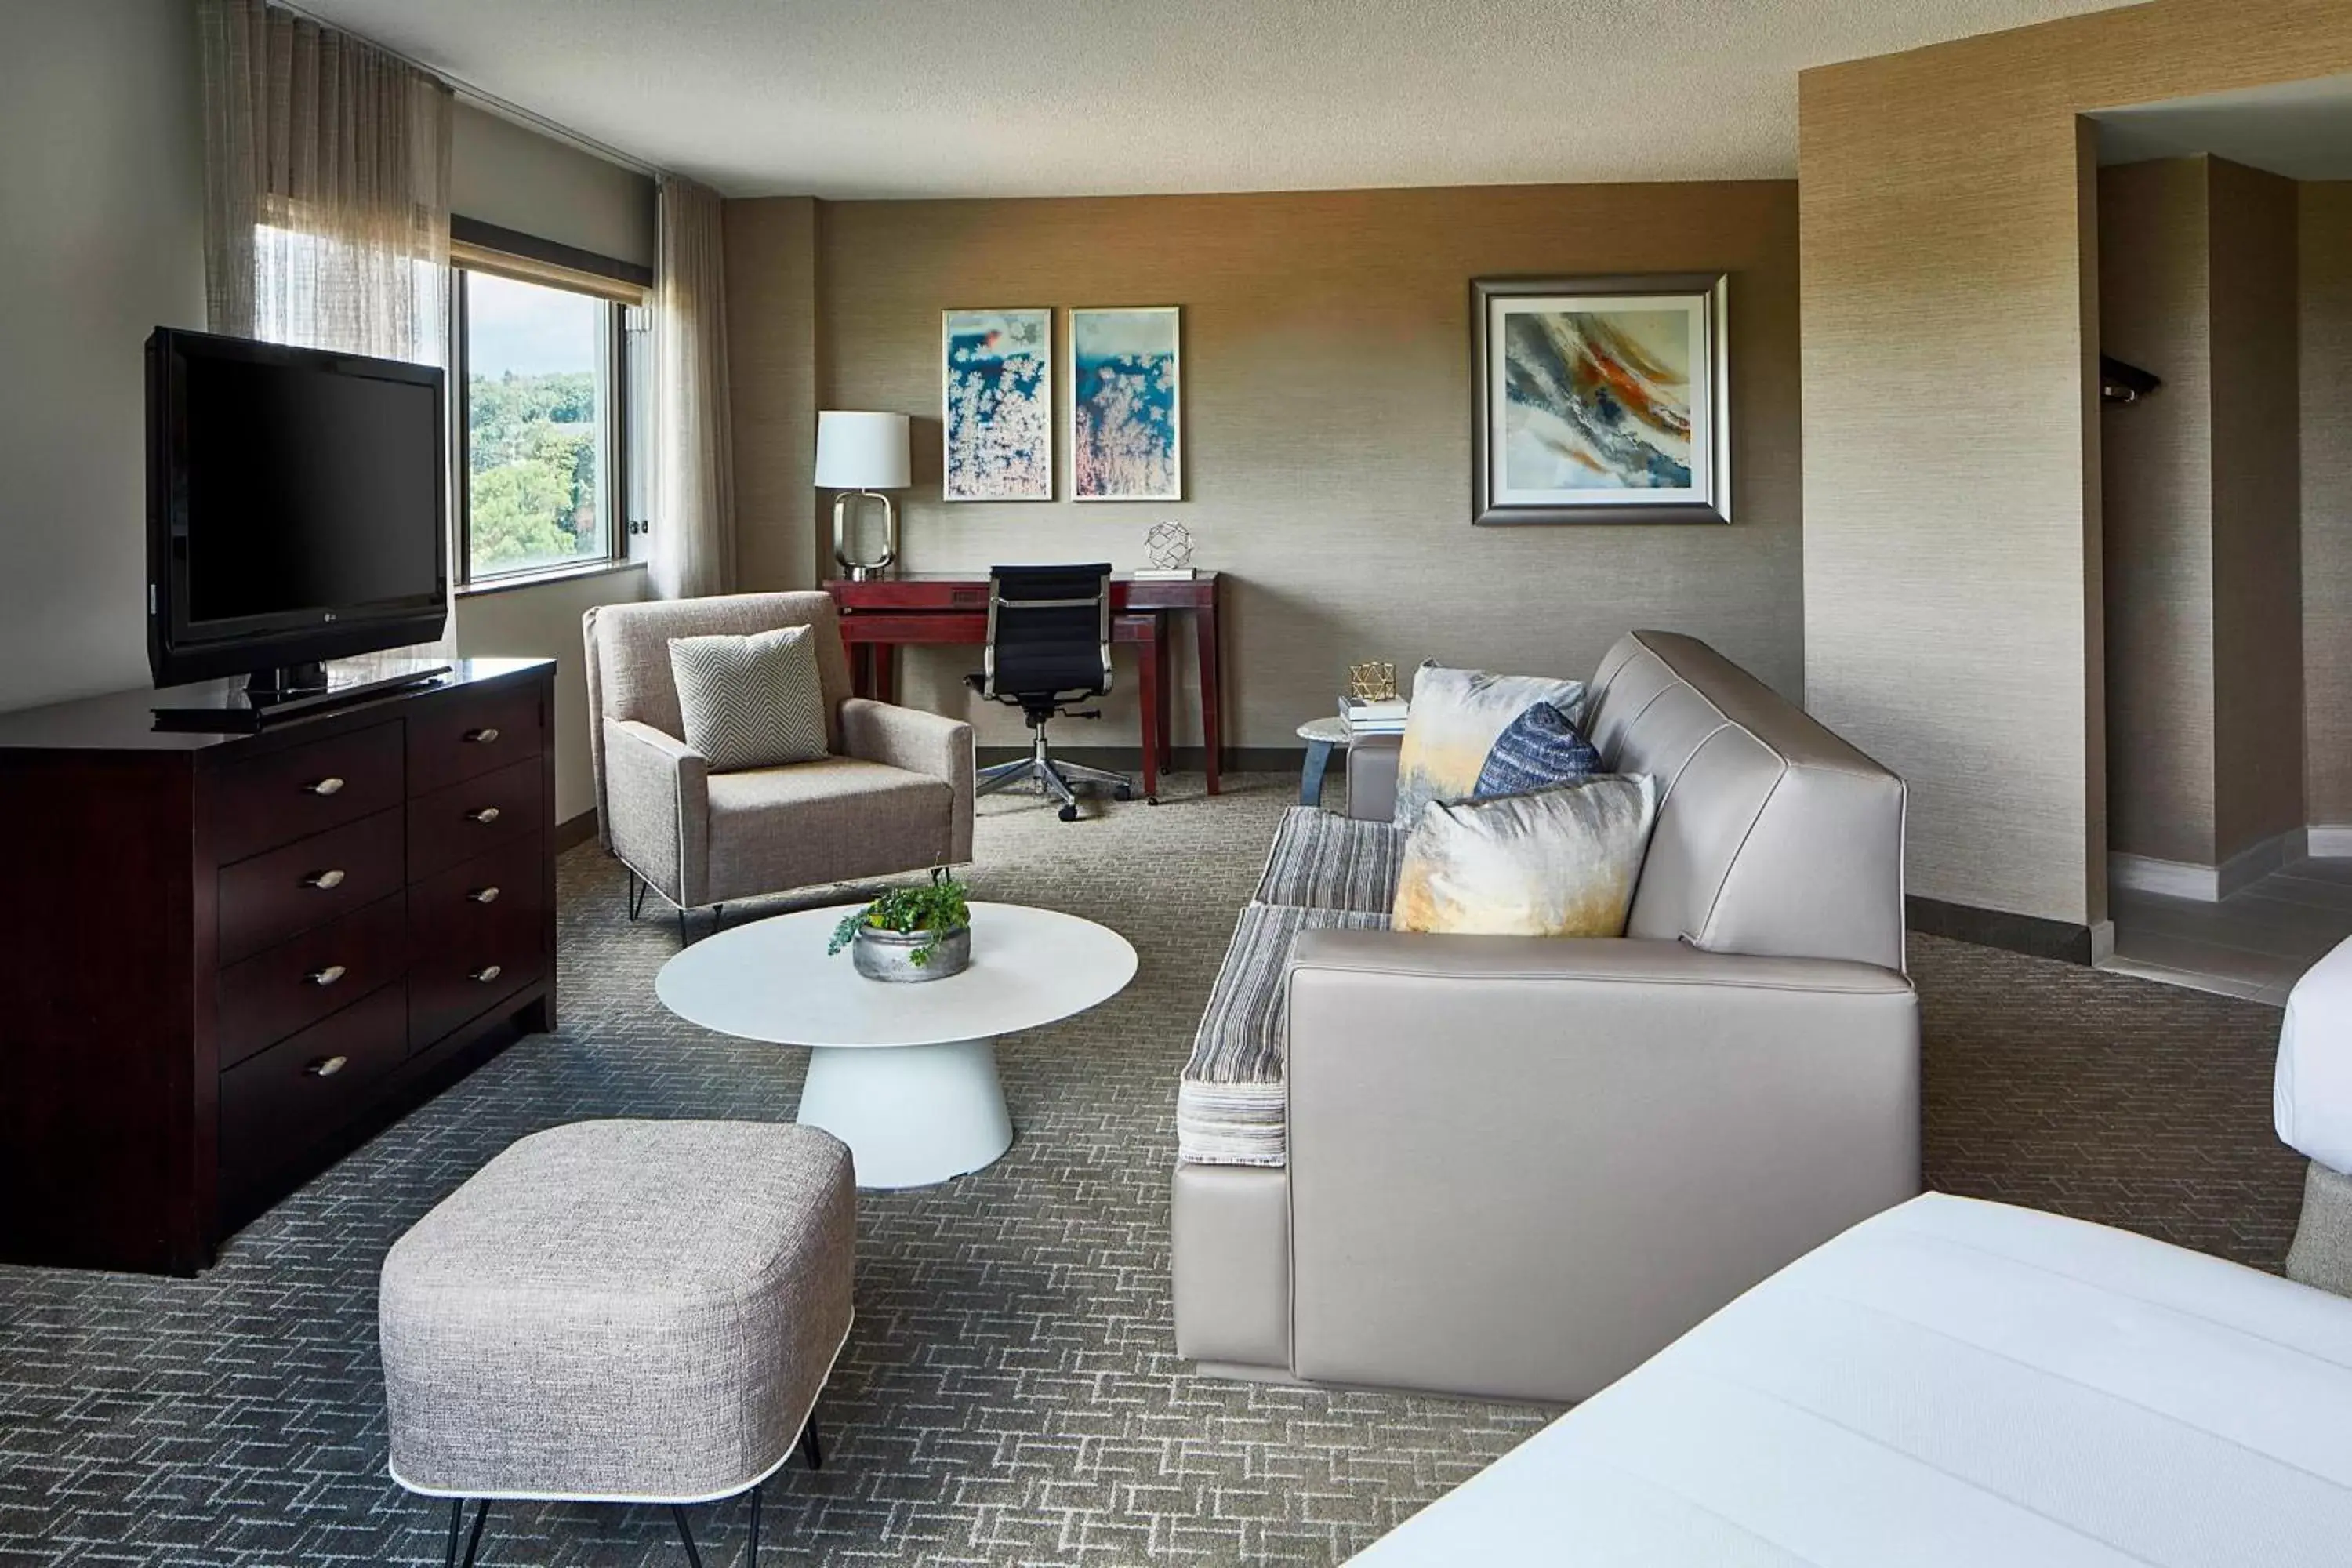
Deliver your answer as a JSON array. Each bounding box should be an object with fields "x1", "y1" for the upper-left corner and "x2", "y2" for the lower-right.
[{"x1": 1339, "y1": 695, "x2": 1409, "y2": 736}]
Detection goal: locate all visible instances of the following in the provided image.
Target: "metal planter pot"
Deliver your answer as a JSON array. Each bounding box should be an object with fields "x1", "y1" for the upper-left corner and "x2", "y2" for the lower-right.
[{"x1": 849, "y1": 922, "x2": 972, "y2": 982}]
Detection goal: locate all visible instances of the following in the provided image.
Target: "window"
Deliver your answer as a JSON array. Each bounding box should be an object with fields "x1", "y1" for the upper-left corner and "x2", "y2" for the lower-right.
[{"x1": 455, "y1": 267, "x2": 635, "y2": 583}]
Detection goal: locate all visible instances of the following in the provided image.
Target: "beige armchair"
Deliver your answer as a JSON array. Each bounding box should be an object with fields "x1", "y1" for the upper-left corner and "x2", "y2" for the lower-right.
[{"x1": 583, "y1": 593, "x2": 973, "y2": 937}]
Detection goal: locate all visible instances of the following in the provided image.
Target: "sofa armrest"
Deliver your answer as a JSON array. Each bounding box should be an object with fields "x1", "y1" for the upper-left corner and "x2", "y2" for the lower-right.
[
  {"x1": 604, "y1": 717, "x2": 710, "y2": 907},
  {"x1": 1345, "y1": 734, "x2": 1399, "y2": 822},
  {"x1": 839, "y1": 697, "x2": 975, "y2": 864},
  {"x1": 1282, "y1": 931, "x2": 1918, "y2": 1403}
]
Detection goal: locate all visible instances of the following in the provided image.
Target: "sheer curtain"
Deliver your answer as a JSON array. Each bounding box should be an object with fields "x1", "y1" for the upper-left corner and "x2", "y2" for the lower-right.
[
  {"x1": 654, "y1": 176, "x2": 737, "y2": 600},
  {"x1": 198, "y1": 0, "x2": 452, "y2": 363}
]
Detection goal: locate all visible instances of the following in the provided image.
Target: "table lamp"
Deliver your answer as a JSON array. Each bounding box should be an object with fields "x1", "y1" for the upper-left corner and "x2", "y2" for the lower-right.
[{"x1": 815, "y1": 410, "x2": 911, "y2": 581}]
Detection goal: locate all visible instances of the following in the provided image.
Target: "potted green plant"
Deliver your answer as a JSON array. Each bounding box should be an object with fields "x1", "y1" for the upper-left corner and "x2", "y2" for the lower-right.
[{"x1": 828, "y1": 872, "x2": 972, "y2": 982}]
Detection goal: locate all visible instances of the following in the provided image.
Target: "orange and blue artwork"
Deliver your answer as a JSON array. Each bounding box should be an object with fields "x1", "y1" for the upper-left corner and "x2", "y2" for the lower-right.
[
  {"x1": 1492, "y1": 296, "x2": 1706, "y2": 504},
  {"x1": 1071, "y1": 307, "x2": 1181, "y2": 502}
]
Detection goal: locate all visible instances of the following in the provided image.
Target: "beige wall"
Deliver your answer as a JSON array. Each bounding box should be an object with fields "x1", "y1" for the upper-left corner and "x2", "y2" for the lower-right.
[
  {"x1": 1800, "y1": 0, "x2": 2352, "y2": 928},
  {"x1": 722, "y1": 182, "x2": 1803, "y2": 750},
  {"x1": 725, "y1": 197, "x2": 820, "y2": 594},
  {"x1": 2100, "y1": 158, "x2": 2216, "y2": 866},
  {"x1": 451, "y1": 103, "x2": 655, "y2": 268},
  {"x1": 454, "y1": 566, "x2": 652, "y2": 824},
  {"x1": 2208, "y1": 156, "x2": 2303, "y2": 860},
  {"x1": 2098, "y1": 154, "x2": 2304, "y2": 870},
  {"x1": 2303, "y1": 183, "x2": 2352, "y2": 829},
  {"x1": 0, "y1": 0, "x2": 205, "y2": 713}
]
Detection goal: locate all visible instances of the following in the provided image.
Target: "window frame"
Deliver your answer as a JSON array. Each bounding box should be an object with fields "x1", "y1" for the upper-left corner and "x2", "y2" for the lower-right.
[{"x1": 447, "y1": 231, "x2": 651, "y2": 591}]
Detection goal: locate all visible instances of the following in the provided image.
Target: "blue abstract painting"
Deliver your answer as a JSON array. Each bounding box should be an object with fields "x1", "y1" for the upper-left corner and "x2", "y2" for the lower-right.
[
  {"x1": 1070, "y1": 307, "x2": 1181, "y2": 501},
  {"x1": 943, "y1": 309, "x2": 1051, "y2": 500}
]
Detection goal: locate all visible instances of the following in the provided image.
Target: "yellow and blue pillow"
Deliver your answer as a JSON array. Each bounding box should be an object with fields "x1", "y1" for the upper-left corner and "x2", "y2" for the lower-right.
[
  {"x1": 1392, "y1": 665, "x2": 1587, "y2": 829},
  {"x1": 1392, "y1": 773, "x2": 1658, "y2": 938}
]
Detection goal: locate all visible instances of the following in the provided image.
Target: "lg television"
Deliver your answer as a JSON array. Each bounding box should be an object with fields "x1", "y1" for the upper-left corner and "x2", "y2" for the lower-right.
[{"x1": 146, "y1": 328, "x2": 449, "y2": 720}]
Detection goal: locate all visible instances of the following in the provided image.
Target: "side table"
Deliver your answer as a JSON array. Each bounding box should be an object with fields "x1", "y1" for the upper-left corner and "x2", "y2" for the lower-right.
[{"x1": 1296, "y1": 717, "x2": 1357, "y2": 807}]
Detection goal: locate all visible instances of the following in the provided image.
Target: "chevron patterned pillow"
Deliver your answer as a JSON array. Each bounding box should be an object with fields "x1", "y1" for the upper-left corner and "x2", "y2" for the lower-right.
[{"x1": 666, "y1": 625, "x2": 830, "y2": 772}]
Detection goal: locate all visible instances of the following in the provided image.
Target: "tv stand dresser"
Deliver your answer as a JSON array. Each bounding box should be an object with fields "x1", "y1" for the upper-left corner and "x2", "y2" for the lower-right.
[{"x1": 0, "y1": 659, "x2": 556, "y2": 1274}]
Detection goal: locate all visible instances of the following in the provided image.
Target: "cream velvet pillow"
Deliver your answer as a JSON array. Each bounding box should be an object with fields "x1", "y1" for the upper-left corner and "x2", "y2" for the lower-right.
[
  {"x1": 1392, "y1": 775, "x2": 1658, "y2": 937},
  {"x1": 1392, "y1": 664, "x2": 1587, "y2": 829}
]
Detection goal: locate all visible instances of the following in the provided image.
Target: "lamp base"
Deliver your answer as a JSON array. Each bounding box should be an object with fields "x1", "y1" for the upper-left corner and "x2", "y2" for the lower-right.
[{"x1": 833, "y1": 491, "x2": 898, "y2": 581}]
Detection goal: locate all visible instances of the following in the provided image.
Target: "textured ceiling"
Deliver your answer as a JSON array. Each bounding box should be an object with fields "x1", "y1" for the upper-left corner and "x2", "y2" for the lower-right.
[
  {"x1": 298, "y1": 0, "x2": 2142, "y2": 198},
  {"x1": 2096, "y1": 73, "x2": 2352, "y2": 180}
]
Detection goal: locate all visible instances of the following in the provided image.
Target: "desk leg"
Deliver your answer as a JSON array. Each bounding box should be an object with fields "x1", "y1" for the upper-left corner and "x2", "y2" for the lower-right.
[
  {"x1": 1153, "y1": 614, "x2": 1174, "y2": 775},
  {"x1": 1196, "y1": 598, "x2": 1223, "y2": 796},
  {"x1": 1136, "y1": 626, "x2": 1161, "y2": 803}
]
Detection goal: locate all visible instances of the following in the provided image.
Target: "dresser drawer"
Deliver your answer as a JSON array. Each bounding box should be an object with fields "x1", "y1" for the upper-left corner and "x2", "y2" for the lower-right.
[
  {"x1": 408, "y1": 681, "x2": 544, "y2": 794},
  {"x1": 408, "y1": 834, "x2": 546, "y2": 1051},
  {"x1": 218, "y1": 981, "x2": 408, "y2": 1204},
  {"x1": 408, "y1": 757, "x2": 543, "y2": 884},
  {"x1": 216, "y1": 892, "x2": 408, "y2": 1070},
  {"x1": 216, "y1": 808, "x2": 406, "y2": 966},
  {"x1": 211, "y1": 722, "x2": 404, "y2": 865}
]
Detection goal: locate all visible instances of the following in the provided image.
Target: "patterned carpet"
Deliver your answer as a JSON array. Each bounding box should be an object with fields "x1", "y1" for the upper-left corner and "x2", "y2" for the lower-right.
[{"x1": 0, "y1": 771, "x2": 2309, "y2": 1565}]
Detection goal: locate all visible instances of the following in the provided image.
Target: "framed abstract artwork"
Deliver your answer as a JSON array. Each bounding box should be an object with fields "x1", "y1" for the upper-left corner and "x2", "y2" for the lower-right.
[
  {"x1": 1069, "y1": 306, "x2": 1181, "y2": 502},
  {"x1": 942, "y1": 308, "x2": 1053, "y2": 501},
  {"x1": 1471, "y1": 274, "x2": 1730, "y2": 525}
]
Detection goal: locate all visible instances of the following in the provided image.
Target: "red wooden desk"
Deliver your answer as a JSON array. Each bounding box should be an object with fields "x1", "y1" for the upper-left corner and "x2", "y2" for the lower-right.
[{"x1": 825, "y1": 572, "x2": 1223, "y2": 796}]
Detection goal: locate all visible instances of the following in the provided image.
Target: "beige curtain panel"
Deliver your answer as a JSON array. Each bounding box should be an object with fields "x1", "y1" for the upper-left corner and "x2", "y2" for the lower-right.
[
  {"x1": 198, "y1": 0, "x2": 453, "y2": 363},
  {"x1": 654, "y1": 175, "x2": 738, "y2": 600}
]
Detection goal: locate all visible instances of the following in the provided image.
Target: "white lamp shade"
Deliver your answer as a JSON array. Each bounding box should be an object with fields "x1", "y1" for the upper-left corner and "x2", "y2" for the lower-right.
[{"x1": 815, "y1": 410, "x2": 911, "y2": 489}]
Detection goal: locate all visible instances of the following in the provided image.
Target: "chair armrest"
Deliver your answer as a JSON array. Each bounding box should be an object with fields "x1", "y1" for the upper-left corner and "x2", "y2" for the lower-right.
[
  {"x1": 1345, "y1": 734, "x2": 1399, "y2": 822},
  {"x1": 839, "y1": 697, "x2": 975, "y2": 864},
  {"x1": 603, "y1": 717, "x2": 710, "y2": 907},
  {"x1": 1282, "y1": 931, "x2": 1918, "y2": 1402}
]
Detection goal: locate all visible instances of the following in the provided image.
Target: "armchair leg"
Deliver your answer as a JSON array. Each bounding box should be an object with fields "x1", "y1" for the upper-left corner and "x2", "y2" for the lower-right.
[{"x1": 626, "y1": 869, "x2": 648, "y2": 922}]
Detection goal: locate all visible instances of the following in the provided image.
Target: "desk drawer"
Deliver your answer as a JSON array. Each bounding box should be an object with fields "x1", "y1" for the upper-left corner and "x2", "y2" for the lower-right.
[
  {"x1": 408, "y1": 834, "x2": 546, "y2": 1050},
  {"x1": 216, "y1": 892, "x2": 408, "y2": 1070},
  {"x1": 212, "y1": 722, "x2": 404, "y2": 865},
  {"x1": 408, "y1": 757, "x2": 543, "y2": 883},
  {"x1": 217, "y1": 809, "x2": 405, "y2": 966},
  {"x1": 219, "y1": 981, "x2": 408, "y2": 1203},
  {"x1": 408, "y1": 681, "x2": 543, "y2": 794}
]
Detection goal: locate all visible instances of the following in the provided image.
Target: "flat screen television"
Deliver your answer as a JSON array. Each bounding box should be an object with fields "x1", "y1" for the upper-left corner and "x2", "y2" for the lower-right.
[{"x1": 147, "y1": 327, "x2": 448, "y2": 694}]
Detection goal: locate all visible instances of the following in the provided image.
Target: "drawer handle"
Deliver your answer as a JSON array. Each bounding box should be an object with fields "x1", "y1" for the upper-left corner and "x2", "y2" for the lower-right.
[
  {"x1": 469, "y1": 885, "x2": 500, "y2": 904},
  {"x1": 470, "y1": 964, "x2": 503, "y2": 984},
  {"x1": 466, "y1": 806, "x2": 502, "y2": 825},
  {"x1": 303, "y1": 869, "x2": 347, "y2": 891},
  {"x1": 464, "y1": 726, "x2": 501, "y2": 745},
  {"x1": 305, "y1": 776, "x2": 346, "y2": 797},
  {"x1": 306, "y1": 964, "x2": 347, "y2": 987},
  {"x1": 305, "y1": 1054, "x2": 348, "y2": 1079}
]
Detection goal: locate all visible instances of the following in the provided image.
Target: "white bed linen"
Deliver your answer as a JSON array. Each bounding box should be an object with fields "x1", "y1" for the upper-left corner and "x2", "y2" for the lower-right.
[
  {"x1": 2276, "y1": 934, "x2": 2352, "y2": 1173},
  {"x1": 1350, "y1": 1192, "x2": 2352, "y2": 1567}
]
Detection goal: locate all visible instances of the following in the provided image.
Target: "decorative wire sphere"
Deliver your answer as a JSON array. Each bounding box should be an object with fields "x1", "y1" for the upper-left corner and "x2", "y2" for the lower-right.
[{"x1": 1145, "y1": 521, "x2": 1195, "y2": 572}]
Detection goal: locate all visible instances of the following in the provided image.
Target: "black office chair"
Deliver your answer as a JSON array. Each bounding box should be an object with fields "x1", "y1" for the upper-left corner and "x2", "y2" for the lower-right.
[{"x1": 965, "y1": 564, "x2": 1133, "y2": 821}]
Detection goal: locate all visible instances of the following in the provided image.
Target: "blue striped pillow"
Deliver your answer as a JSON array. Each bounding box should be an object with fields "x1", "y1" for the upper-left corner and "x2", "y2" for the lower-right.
[{"x1": 1474, "y1": 702, "x2": 1601, "y2": 798}]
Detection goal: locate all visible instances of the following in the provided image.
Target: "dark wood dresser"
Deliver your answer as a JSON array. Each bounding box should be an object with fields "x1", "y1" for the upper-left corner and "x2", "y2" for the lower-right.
[{"x1": 0, "y1": 659, "x2": 557, "y2": 1274}]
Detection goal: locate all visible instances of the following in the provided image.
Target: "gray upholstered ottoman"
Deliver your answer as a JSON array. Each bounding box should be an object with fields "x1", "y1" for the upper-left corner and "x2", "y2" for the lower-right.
[{"x1": 380, "y1": 1120, "x2": 855, "y2": 1564}]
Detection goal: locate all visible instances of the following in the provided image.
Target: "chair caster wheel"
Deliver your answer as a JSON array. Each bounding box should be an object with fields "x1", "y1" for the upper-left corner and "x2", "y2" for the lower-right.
[
  {"x1": 1115, "y1": 784, "x2": 1133, "y2": 801},
  {"x1": 1057, "y1": 804, "x2": 1079, "y2": 822}
]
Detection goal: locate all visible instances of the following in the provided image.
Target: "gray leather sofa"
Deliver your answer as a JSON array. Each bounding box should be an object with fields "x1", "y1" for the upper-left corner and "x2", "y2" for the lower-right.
[{"x1": 1172, "y1": 631, "x2": 1918, "y2": 1403}]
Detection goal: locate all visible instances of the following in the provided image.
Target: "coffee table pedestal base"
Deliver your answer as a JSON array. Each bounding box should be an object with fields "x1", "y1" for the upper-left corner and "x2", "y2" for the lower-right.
[{"x1": 797, "y1": 1036, "x2": 1013, "y2": 1189}]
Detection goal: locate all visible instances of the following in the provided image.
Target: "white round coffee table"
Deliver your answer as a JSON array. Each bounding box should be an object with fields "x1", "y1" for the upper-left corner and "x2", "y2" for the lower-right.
[{"x1": 655, "y1": 902, "x2": 1138, "y2": 1189}]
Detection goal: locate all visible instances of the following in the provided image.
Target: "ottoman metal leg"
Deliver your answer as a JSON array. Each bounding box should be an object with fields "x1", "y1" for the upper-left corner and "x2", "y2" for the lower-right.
[
  {"x1": 799, "y1": 1416, "x2": 823, "y2": 1472},
  {"x1": 444, "y1": 1498, "x2": 488, "y2": 1568},
  {"x1": 670, "y1": 1504, "x2": 706, "y2": 1568}
]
